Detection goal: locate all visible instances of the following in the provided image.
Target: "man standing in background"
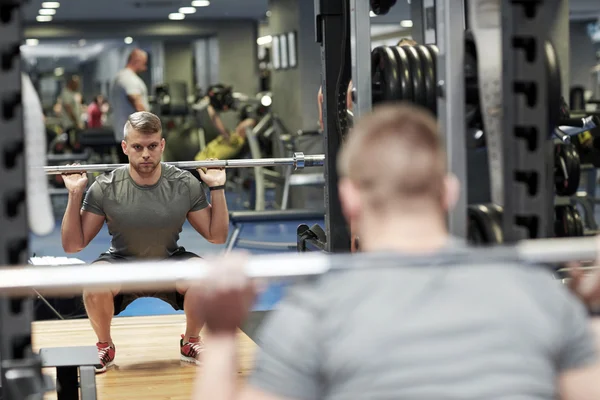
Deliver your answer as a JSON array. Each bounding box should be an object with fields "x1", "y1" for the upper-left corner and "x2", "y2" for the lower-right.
[
  {"x1": 110, "y1": 48, "x2": 150, "y2": 143},
  {"x1": 59, "y1": 75, "x2": 84, "y2": 149}
]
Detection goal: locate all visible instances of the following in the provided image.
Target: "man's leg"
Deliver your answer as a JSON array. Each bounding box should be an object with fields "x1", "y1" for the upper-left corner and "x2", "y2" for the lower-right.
[
  {"x1": 83, "y1": 258, "x2": 121, "y2": 373},
  {"x1": 172, "y1": 249, "x2": 206, "y2": 365}
]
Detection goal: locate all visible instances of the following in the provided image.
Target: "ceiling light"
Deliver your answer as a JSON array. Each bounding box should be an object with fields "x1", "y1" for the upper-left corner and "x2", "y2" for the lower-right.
[
  {"x1": 26, "y1": 39, "x2": 39, "y2": 46},
  {"x1": 41, "y1": 2, "x2": 60, "y2": 8},
  {"x1": 168, "y1": 12, "x2": 185, "y2": 20},
  {"x1": 369, "y1": 11, "x2": 377, "y2": 17},
  {"x1": 266, "y1": 10, "x2": 272, "y2": 17},
  {"x1": 256, "y1": 35, "x2": 273, "y2": 45},
  {"x1": 179, "y1": 7, "x2": 196, "y2": 14},
  {"x1": 124, "y1": 37, "x2": 133, "y2": 44},
  {"x1": 36, "y1": 15, "x2": 53, "y2": 22},
  {"x1": 54, "y1": 67, "x2": 64, "y2": 77},
  {"x1": 400, "y1": 20, "x2": 413, "y2": 28},
  {"x1": 39, "y1": 8, "x2": 56, "y2": 15},
  {"x1": 191, "y1": 0, "x2": 210, "y2": 7}
]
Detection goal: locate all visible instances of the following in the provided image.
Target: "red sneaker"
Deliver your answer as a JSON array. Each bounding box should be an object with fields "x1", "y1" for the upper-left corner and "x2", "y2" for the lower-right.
[
  {"x1": 180, "y1": 335, "x2": 204, "y2": 365},
  {"x1": 95, "y1": 342, "x2": 115, "y2": 374}
]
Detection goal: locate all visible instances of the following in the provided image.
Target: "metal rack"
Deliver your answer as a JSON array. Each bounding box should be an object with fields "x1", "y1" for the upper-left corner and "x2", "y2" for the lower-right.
[{"x1": 0, "y1": 1, "x2": 38, "y2": 399}]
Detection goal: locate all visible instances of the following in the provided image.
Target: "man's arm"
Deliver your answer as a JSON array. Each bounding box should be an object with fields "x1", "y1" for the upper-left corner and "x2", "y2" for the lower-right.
[
  {"x1": 127, "y1": 94, "x2": 147, "y2": 112},
  {"x1": 207, "y1": 104, "x2": 230, "y2": 140},
  {"x1": 61, "y1": 182, "x2": 105, "y2": 253},
  {"x1": 187, "y1": 189, "x2": 229, "y2": 244}
]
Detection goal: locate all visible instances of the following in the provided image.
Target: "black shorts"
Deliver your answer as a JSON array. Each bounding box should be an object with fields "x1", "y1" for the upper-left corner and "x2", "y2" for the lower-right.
[{"x1": 90, "y1": 247, "x2": 200, "y2": 315}]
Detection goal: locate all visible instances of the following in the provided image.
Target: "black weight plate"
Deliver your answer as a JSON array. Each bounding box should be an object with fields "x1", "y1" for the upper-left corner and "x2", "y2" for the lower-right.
[
  {"x1": 402, "y1": 45, "x2": 425, "y2": 107},
  {"x1": 554, "y1": 205, "x2": 569, "y2": 237},
  {"x1": 371, "y1": 46, "x2": 400, "y2": 105},
  {"x1": 389, "y1": 46, "x2": 413, "y2": 102},
  {"x1": 554, "y1": 143, "x2": 581, "y2": 197},
  {"x1": 467, "y1": 204, "x2": 503, "y2": 245},
  {"x1": 565, "y1": 206, "x2": 577, "y2": 237},
  {"x1": 414, "y1": 45, "x2": 436, "y2": 114},
  {"x1": 425, "y1": 45, "x2": 438, "y2": 114},
  {"x1": 571, "y1": 207, "x2": 584, "y2": 237},
  {"x1": 545, "y1": 41, "x2": 561, "y2": 136}
]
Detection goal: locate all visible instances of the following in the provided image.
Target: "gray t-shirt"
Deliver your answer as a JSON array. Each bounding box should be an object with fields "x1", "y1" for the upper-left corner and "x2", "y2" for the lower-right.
[
  {"x1": 249, "y1": 250, "x2": 598, "y2": 400},
  {"x1": 109, "y1": 68, "x2": 150, "y2": 141},
  {"x1": 81, "y1": 163, "x2": 208, "y2": 259}
]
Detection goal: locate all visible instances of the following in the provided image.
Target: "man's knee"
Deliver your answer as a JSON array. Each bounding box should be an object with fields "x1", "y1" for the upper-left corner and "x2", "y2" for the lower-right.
[{"x1": 83, "y1": 289, "x2": 116, "y2": 307}]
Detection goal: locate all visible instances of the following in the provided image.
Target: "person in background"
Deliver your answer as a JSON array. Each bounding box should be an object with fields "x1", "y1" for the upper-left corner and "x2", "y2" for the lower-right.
[
  {"x1": 59, "y1": 75, "x2": 84, "y2": 136},
  {"x1": 110, "y1": 48, "x2": 150, "y2": 143},
  {"x1": 87, "y1": 95, "x2": 105, "y2": 128}
]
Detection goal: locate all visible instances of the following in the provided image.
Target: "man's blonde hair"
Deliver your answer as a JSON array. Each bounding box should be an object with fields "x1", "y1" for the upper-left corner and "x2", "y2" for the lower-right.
[
  {"x1": 337, "y1": 103, "x2": 445, "y2": 211},
  {"x1": 123, "y1": 111, "x2": 162, "y2": 140}
]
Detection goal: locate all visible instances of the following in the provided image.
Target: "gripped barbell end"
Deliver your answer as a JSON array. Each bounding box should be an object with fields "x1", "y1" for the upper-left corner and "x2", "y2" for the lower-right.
[{"x1": 294, "y1": 152, "x2": 305, "y2": 170}]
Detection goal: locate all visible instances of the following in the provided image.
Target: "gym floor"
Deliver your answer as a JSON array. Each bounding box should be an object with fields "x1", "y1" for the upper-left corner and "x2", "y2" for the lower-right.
[{"x1": 30, "y1": 189, "x2": 324, "y2": 317}]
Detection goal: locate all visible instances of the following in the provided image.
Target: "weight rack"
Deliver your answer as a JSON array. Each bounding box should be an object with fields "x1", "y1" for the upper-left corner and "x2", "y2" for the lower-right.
[{"x1": 0, "y1": 1, "x2": 39, "y2": 399}]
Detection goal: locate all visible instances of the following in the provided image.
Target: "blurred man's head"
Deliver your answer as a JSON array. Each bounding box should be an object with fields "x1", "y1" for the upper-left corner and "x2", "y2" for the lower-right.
[
  {"x1": 337, "y1": 103, "x2": 458, "y2": 228},
  {"x1": 122, "y1": 111, "x2": 164, "y2": 176},
  {"x1": 127, "y1": 48, "x2": 148, "y2": 74}
]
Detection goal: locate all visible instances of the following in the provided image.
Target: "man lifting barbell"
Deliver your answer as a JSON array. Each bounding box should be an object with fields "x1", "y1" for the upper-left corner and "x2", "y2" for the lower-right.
[
  {"x1": 60, "y1": 111, "x2": 229, "y2": 373},
  {"x1": 192, "y1": 103, "x2": 600, "y2": 400}
]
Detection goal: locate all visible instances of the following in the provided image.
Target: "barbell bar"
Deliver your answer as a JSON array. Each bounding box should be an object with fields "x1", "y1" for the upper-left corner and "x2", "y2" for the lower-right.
[
  {"x1": 1, "y1": 236, "x2": 599, "y2": 298},
  {"x1": 42, "y1": 152, "x2": 325, "y2": 175}
]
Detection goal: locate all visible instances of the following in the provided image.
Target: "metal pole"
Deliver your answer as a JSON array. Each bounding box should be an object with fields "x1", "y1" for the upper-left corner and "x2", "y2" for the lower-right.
[
  {"x1": 437, "y1": 0, "x2": 467, "y2": 237},
  {"x1": 349, "y1": 0, "x2": 371, "y2": 119},
  {"x1": 42, "y1": 153, "x2": 326, "y2": 175}
]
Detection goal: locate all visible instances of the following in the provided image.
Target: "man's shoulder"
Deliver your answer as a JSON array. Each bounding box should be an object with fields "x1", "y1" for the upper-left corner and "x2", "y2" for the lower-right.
[
  {"x1": 92, "y1": 166, "x2": 128, "y2": 188},
  {"x1": 161, "y1": 163, "x2": 198, "y2": 186}
]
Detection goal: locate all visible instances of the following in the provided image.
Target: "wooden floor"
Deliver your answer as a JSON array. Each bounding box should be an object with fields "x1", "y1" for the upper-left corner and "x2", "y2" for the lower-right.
[{"x1": 32, "y1": 315, "x2": 258, "y2": 400}]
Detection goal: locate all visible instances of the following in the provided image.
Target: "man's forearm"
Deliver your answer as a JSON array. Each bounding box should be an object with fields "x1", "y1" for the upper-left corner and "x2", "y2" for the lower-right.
[
  {"x1": 193, "y1": 333, "x2": 238, "y2": 400},
  {"x1": 209, "y1": 190, "x2": 229, "y2": 243},
  {"x1": 61, "y1": 191, "x2": 85, "y2": 253}
]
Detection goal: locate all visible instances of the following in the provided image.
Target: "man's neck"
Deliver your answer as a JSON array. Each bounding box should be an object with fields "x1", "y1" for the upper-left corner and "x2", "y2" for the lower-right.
[
  {"x1": 128, "y1": 164, "x2": 162, "y2": 186},
  {"x1": 358, "y1": 213, "x2": 451, "y2": 254}
]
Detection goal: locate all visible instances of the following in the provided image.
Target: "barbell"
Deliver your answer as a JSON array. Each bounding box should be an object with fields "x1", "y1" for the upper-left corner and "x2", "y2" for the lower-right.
[
  {"x1": 1, "y1": 236, "x2": 599, "y2": 298},
  {"x1": 43, "y1": 152, "x2": 325, "y2": 175}
]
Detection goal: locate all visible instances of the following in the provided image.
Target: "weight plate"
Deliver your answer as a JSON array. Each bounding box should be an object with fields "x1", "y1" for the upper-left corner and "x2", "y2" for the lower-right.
[
  {"x1": 402, "y1": 45, "x2": 425, "y2": 107},
  {"x1": 467, "y1": 204, "x2": 503, "y2": 245},
  {"x1": 414, "y1": 45, "x2": 436, "y2": 114},
  {"x1": 565, "y1": 206, "x2": 577, "y2": 237},
  {"x1": 571, "y1": 207, "x2": 584, "y2": 237},
  {"x1": 425, "y1": 45, "x2": 438, "y2": 114},
  {"x1": 554, "y1": 143, "x2": 581, "y2": 196},
  {"x1": 554, "y1": 205, "x2": 569, "y2": 237},
  {"x1": 545, "y1": 41, "x2": 561, "y2": 136},
  {"x1": 389, "y1": 46, "x2": 413, "y2": 102},
  {"x1": 371, "y1": 46, "x2": 401, "y2": 104}
]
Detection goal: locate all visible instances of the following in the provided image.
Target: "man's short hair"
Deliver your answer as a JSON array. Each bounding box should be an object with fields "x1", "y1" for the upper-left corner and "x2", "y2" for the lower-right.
[
  {"x1": 123, "y1": 111, "x2": 162, "y2": 140},
  {"x1": 397, "y1": 38, "x2": 417, "y2": 46},
  {"x1": 337, "y1": 103, "x2": 445, "y2": 210}
]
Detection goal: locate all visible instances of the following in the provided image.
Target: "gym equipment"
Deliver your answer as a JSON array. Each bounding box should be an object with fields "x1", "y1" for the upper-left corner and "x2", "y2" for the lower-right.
[
  {"x1": 369, "y1": 0, "x2": 397, "y2": 15},
  {"x1": 226, "y1": 209, "x2": 324, "y2": 252},
  {"x1": 467, "y1": 204, "x2": 503, "y2": 245},
  {"x1": 297, "y1": 224, "x2": 328, "y2": 253},
  {"x1": 42, "y1": 152, "x2": 324, "y2": 175},
  {"x1": 554, "y1": 143, "x2": 581, "y2": 196},
  {"x1": 2, "y1": 236, "x2": 600, "y2": 297},
  {"x1": 207, "y1": 84, "x2": 235, "y2": 112},
  {"x1": 555, "y1": 205, "x2": 577, "y2": 237}
]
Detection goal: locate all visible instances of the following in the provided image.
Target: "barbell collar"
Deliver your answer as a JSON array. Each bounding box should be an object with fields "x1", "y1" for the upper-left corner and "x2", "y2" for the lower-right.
[
  {"x1": 42, "y1": 153, "x2": 326, "y2": 175},
  {"x1": 294, "y1": 152, "x2": 305, "y2": 170},
  {"x1": 1, "y1": 236, "x2": 599, "y2": 298}
]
